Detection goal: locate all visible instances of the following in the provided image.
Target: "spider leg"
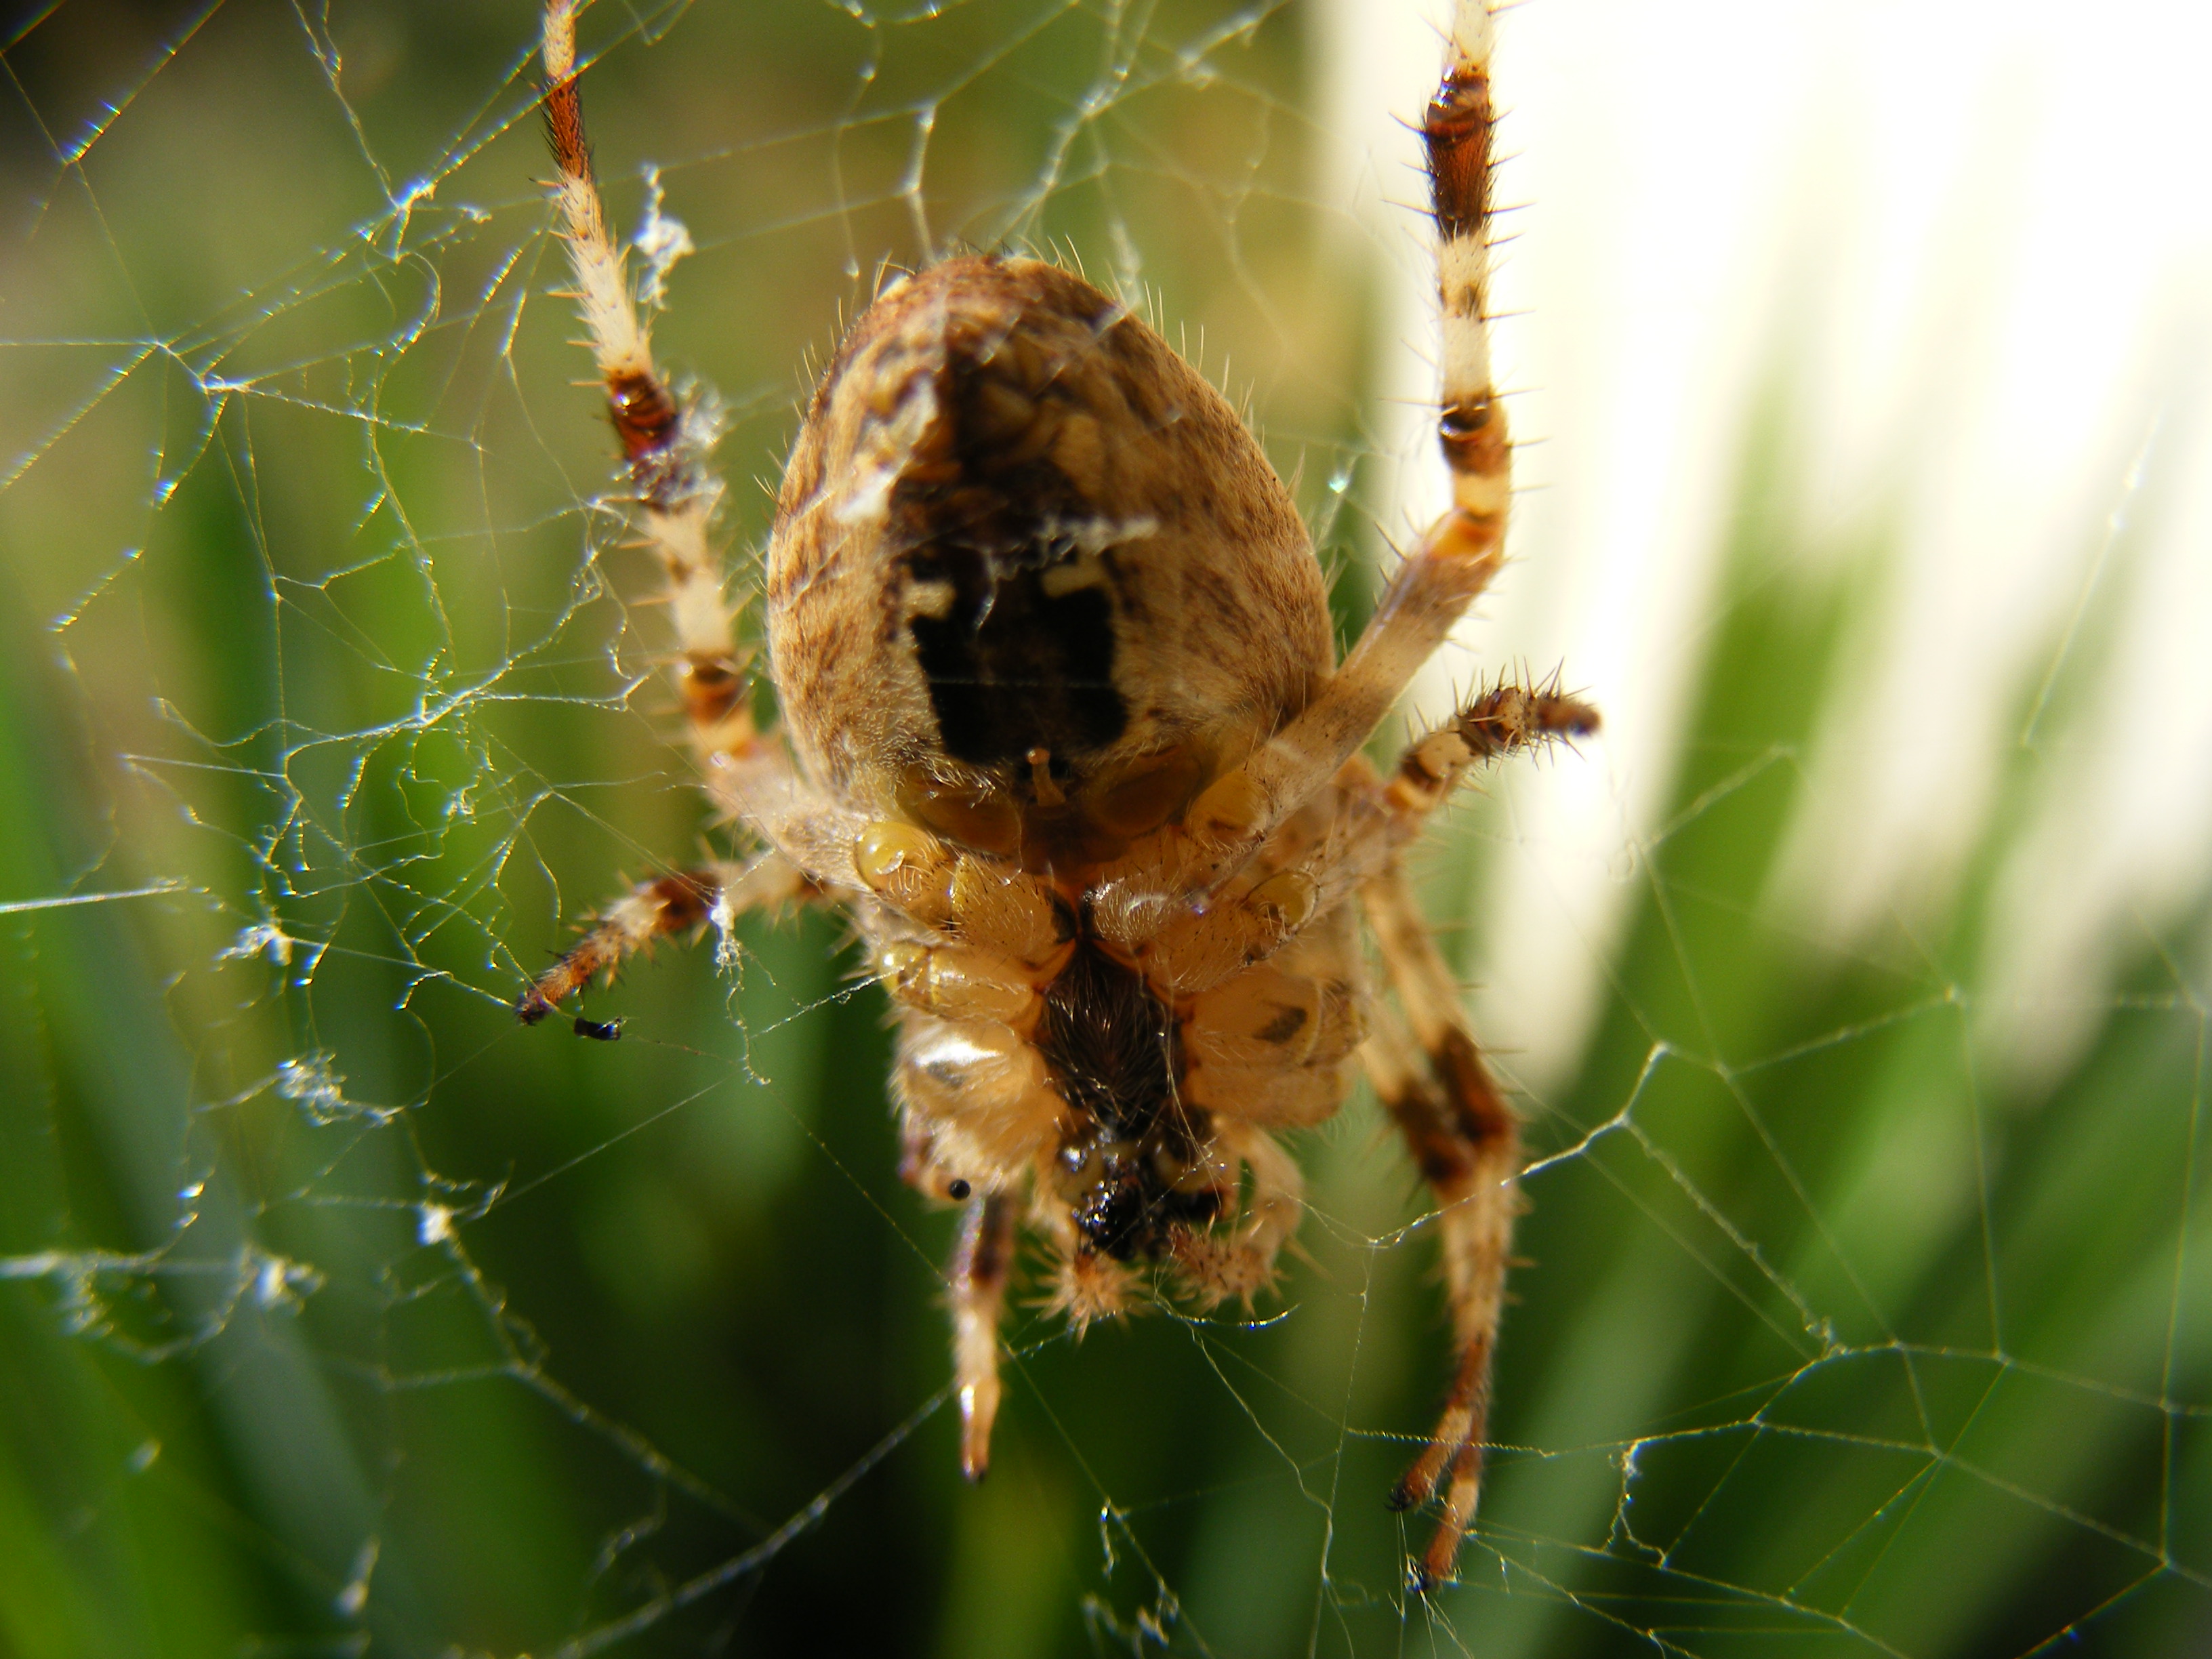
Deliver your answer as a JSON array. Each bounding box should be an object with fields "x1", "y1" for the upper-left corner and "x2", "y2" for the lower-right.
[
  {"x1": 541, "y1": 0, "x2": 777, "y2": 789},
  {"x1": 527, "y1": 3, "x2": 859, "y2": 1018},
  {"x1": 950, "y1": 1191, "x2": 1017, "y2": 1480},
  {"x1": 1173, "y1": 0, "x2": 1511, "y2": 893},
  {"x1": 1098, "y1": 668, "x2": 1587, "y2": 1008},
  {"x1": 516, "y1": 851, "x2": 817, "y2": 1023},
  {"x1": 1385, "y1": 670, "x2": 1599, "y2": 830},
  {"x1": 1359, "y1": 861, "x2": 1519, "y2": 1593}
]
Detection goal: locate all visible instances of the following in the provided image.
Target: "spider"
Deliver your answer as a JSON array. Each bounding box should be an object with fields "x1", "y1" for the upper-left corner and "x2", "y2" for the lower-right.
[{"x1": 520, "y1": 0, "x2": 1595, "y2": 1593}]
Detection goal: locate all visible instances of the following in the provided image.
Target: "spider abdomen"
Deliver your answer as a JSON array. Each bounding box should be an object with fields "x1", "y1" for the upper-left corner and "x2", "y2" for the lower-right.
[{"x1": 767, "y1": 255, "x2": 1334, "y2": 864}]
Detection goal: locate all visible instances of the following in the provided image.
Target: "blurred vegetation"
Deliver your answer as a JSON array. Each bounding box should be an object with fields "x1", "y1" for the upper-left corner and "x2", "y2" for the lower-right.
[{"x1": 0, "y1": 2, "x2": 2205, "y2": 1656}]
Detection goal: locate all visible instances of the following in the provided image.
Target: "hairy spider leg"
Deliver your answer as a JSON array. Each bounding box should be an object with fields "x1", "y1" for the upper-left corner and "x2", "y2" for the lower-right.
[
  {"x1": 516, "y1": 853, "x2": 815, "y2": 1024},
  {"x1": 1385, "y1": 672, "x2": 1600, "y2": 831},
  {"x1": 1176, "y1": 658, "x2": 1599, "y2": 980},
  {"x1": 541, "y1": 1, "x2": 758, "y2": 766},
  {"x1": 1361, "y1": 863, "x2": 1519, "y2": 1593},
  {"x1": 1166, "y1": 0, "x2": 1513, "y2": 897},
  {"x1": 524, "y1": 0, "x2": 822, "y2": 1020}
]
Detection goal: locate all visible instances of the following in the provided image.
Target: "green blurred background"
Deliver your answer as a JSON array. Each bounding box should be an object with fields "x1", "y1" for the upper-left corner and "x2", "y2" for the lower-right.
[{"x1": 0, "y1": 1, "x2": 2205, "y2": 1655}]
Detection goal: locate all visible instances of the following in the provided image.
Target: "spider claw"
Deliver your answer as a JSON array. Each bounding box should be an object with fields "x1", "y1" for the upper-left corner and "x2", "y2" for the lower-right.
[
  {"x1": 1407, "y1": 1551, "x2": 1460, "y2": 1596},
  {"x1": 1416, "y1": 1520, "x2": 1465, "y2": 1594}
]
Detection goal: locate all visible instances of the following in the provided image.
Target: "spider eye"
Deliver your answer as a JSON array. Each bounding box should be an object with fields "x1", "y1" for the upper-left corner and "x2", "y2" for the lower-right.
[{"x1": 947, "y1": 1178, "x2": 972, "y2": 1201}]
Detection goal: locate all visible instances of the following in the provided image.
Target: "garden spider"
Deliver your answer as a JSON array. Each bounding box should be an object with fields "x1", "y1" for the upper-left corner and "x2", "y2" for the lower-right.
[{"x1": 520, "y1": 0, "x2": 1595, "y2": 1592}]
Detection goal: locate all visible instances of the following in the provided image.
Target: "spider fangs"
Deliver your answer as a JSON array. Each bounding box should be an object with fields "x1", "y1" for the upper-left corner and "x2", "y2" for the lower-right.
[{"x1": 523, "y1": 0, "x2": 1595, "y2": 1593}]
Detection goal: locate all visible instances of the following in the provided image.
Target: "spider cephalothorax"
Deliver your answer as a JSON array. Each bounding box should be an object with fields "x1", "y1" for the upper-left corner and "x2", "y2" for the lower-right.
[{"x1": 523, "y1": 0, "x2": 1596, "y2": 1593}]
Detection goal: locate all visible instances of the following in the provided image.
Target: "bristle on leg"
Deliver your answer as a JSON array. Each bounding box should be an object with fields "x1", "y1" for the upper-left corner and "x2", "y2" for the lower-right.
[{"x1": 1385, "y1": 671, "x2": 1601, "y2": 821}]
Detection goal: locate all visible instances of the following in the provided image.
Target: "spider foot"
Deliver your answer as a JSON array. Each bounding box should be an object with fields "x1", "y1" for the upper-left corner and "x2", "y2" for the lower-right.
[
  {"x1": 516, "y1": 948, "x2": 599, "y2": 1024},
  {"x1": 1406, "y1": 1542, "x2": 1459, "y2": 1597},
  {"x1": 515, "y1": 872, "x2": 718, "y2": 1026},
  {"x1": 1395, "y1": 1436, "x2": 1480, "y2": 1593},
  {"x1": 1389, "y1": 1334, "x2": 1492, "y2": 1589}
]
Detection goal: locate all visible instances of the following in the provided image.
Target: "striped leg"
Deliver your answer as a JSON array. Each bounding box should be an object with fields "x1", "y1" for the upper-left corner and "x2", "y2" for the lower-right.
[
  {"x1": 1384, "y1": 670, "x2": 1599, "y2": 827},
  {"x1": 516, "y1": 852, "x2": 817, "y2": 1024},
  {"x1": 541, "y1": 0, "x2": 773, "y2": 787},
  {"x1": 1361, "y1": 861, "x2": 1521, "y2": 1593},
  {"x1": 1179, "y1": 0, "x2": 1513, "y2": 889},
  {"x1": 525, "y1": 3, "x2": 823, "y2": 1017}
]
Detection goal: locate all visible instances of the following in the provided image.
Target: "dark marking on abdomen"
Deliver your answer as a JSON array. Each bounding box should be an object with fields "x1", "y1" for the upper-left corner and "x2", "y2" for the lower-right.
[
  {"x1": 908, "y1": 552, "x2": 1126, "y2": 768},
  {"x1": 886, "y1": 296, "x2": 1136, "y2": 771}
]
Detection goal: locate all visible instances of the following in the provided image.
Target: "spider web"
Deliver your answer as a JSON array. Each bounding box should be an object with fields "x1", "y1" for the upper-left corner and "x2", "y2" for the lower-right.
[{"x1": 1, "y1": 1, "x2": 2208, "y2": 1654}]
